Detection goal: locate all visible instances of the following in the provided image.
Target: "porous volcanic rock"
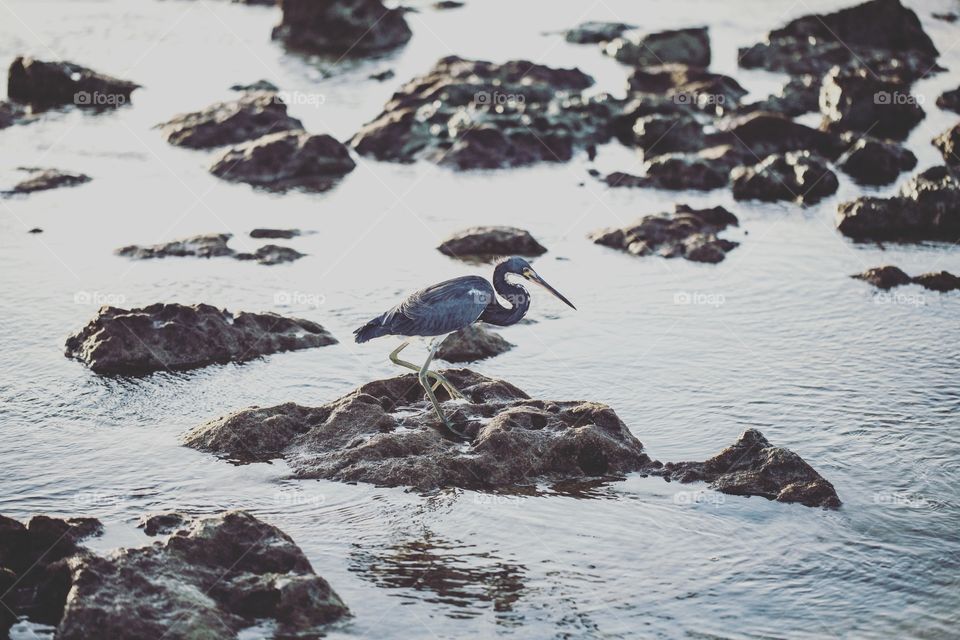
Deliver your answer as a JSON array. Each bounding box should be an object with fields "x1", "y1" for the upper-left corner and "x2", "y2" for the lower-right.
[
  {"x1": 563, "y1": 21, "x2": 636, "y2": 44},
  {"x1": 116, "y1": 233, "x2": 235, "y2": 259},
  {"x1": 819, "y1": 67, "x2": 925, "y2": 140},
  {"x1": 437, "y1": 226, "x2": 546, "y2": 260},
  {"x1": 933, "y1": 123, "x2": 960, "y2": 168},
  {"x1": 603, "y1": 27, "x2": 710, "y2": 68},
  {"x1": 271, "y1": 0, "x2": 411, "y2": 54},
  {"x1": 7, "y1": 57, "x2": 138, "y2": 109},
  {"x1": 836, "y1": 134, "x2": 917, "y2": 185},
  {"x1": 589, "y1": 204, "x2": 739, "y2": 263},
  {"x1": 65, "y1": 303, "x2": 336, "y2": 375},
  {"x1": 7, "y1": 168, "x2": 91, "y2": 195},
  {"x1": 436, "y1": 325, "x2": 514, "y2": 363},
  {"x1": 853, "y1": 266, "x2": 960, "y2": 292},
  {"x1": 731, "y1": 151, "x2": 839, "y2": 204},
  {"x1": 157, "y1": 92, "x2": 302, "y2": 149}
]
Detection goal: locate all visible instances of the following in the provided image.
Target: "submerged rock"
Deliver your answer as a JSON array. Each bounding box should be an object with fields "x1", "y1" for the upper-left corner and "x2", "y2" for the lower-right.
[
  {"x1": 731, "y1": 151, "x2": 839, "y2": 204},
  {"x1": 437, "y1": 226, "x2": 546, "y2": 260},
  {"x1": 836, "y1": 135, "x2": 916, "y2": 185},
  {"x1": 436, "y1": 325, "x2": 514, "y2": 363},
  {"x1": 7, "y1": 56, "x2": 138, "y2": 109},
  {"x1": 116, "y1": 233, "x2": 235, "y2": 259},
  {"x1": 7, "y1": 168, "x2": 91, "y2": 195},
  {"x1": 250, "y1": 228, "x2": 301, "y2": 239},
  {"x1": 589, "y1": 204, "x2": 739, "y2": 263},
  {"x1": 603, "y1": 27, "x2": 710, "y2": 68},
  {"x1": 65, "y1": 303, "x2": 336, "y2": 375},
  {"x1": 210, "y1": 130, "x2": 355, "y2": 190},
  {"x1": 272, "y1": 0, "x2": 411, "y2": 54},
  {"x1": 853, "y1": 266, "x2": 960, "y2": 292},
  {"x1": 933, "y1": 123, "x2": 960, "y2": 168},
  {"x1": 563, "y1": 21, "x2": 636, "y2": 44},
  {"x1": 819, "y1": 67, "x2": 925, "y2": 140},
  {"x1": 157, "y1": 92, "x2": 302, "y2": 149},
  {"x1": 236, "y1": 244, "x2": 306, "y2": 265},
  {"x1": 911, "y1": 271, "x2": 960, "y2": 292}
]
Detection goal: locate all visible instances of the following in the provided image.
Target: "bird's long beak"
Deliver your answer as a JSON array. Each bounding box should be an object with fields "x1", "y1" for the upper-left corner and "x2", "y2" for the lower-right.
[{"x1": 526, "y1": 270, "x2": 576, "y2": 310}]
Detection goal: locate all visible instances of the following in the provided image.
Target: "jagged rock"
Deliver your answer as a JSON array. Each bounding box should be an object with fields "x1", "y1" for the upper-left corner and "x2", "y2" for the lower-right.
[
  {"x1": 116, "y1": 233, "x2": 235, "y2": 259},
  {"x1": 65, "y1": 303, "x2": 336, "y2": 374},
  {"x1": 57, "y1": 511, "x2": 348, "y2": 640},
  {"x1": 819, "y1": 67, "x2": 925, "y2": 140},
  {"x1": 250, "y1": 228, "x2": 301, "y2": 239},
  {"x1": 836, "y1": 166, "x2": 960, "y2": 241},
  {"x1": 229, "y1": 79, "x2": 279, "y2": 92},
  {"x1": 933, "y1": 123, "x2": 960, "y2": 168},
  {"x1": 738, "y1": 75, "x2": 820, "y2": 117},
  {"x1": 436, "y1": 325, "x2": 513, "y2": 363},
  {"x1": 7, "y1": 168, "x2": 91, "y2": 194},
  {"x1": 437, "y1": 226, "x2": 546, "y2": 259},
  {"x1": 937, "y1": 86, "x2": 960, "y2": 114},
  {"x1": 852, "y1": 266, "x2": 960, "y2": 291},
  {"x1": 349, "y1": 56, "x2": 611, "y2": 169},
  {"x1": 157, "y1": 92, "x2": 302, "y2": 149},
  {"x1": 210, "y1": 130, "x2": 355, "y2": 190},
  {"x1": 659, "y1": 429, "x2": 841, "y2": 508},
  {"x1": 603, "y1": 27, "x2": 710, "y2": 68},
  {"x1": 731, "y1": 151, "x2": 838, "y2": 204},
  {"x1": 563, "y1": 21, "x2": 635, "y2": 44},
  {"x1": 738, "y1": 0, "x2": 940, "y2": 81},
  {"x1": 271, "y1": 0, "x2": 411, "y2": 54},
  {"x1": 836, "y1": 134, "x2": 917, "y2": 185},
  {"x1": 7, "y1": 56, "x2": 138, "y2": 109},
  {"x1": 236, "y1": 244, "x2": 306, "y2": 265},
  {"x1": 589, "y1": 204, "x2": 738, "y2": 263}
]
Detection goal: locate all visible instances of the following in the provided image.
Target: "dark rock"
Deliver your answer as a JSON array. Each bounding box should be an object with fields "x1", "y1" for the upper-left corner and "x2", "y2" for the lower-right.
[
  {"x1": 369, "y1": 69, "x2": 395, "y2": 81},
  {"x1": 437, "y1": 226, "x2": 546, "y2": 259},
  {"x1": 157, "y1": 92, "x2": 302, "y2": 149},
  {"x1": 836, "y1": 166, "x2": 960, "y2": 241},
  {"x1": 436, "y1": 325, "x2": 514, "y2": 363},
  {"x1": 937, "y1": 86, "x2": 960, "y2": 114},
  {"x1": 563, "y1": 21, "x2": 636, "y2": 44},
  {"x1": 137, "y1": 513, "x2": 189, "y2": 536},
  {"x1": 433, "y1": 0, "x2": 463, "y2": 8},
  {"x1": 836, "y1": 134, "x2": 917, "y2": 185},
  {"x1": 246, "y1": 244, "x2": 306, "y2": 265},
  {"x1": 271, "y1": 0, "x2": 411, "y2": 54},
  {"x1": 610, "y1": 94, "x2": 698, "y2": 143},
  {"x1": 250, "y1": 228, "x2": 301, "y2": 239},
  {"x1": 229, "y1": 79, "x2": 279, "y2": 92},
  {"x1": 28, "y1": 228, "x2": 43, "y2": 233},
  {"x1": 819, "y1": 66, "x2": 925, "y2": 140},
  {"x1": 731, "y1": 151, "x2": 839, "y2": 204},
  {"x1": 349, "y1": 56, "x2": 610, "y2": 169},
  {"x1": 210, "y1": 130, "x2": 355, "y2": 190},
  {"x1": 57, "y1": 511, "x2": 348, "y2": 640},
  {"x1": 933, "y1": 11, "x2": 958, "y2": 22},
  {"x1": 589, "y1": 204, "x2": 738, "y2": 263},
  {"x1": 7, "y1": 56, "x2": 138, "y2": 110},
  {"x1": 911, "y1": 271, "x2": 960, "y2": 292},
  {"x1": 851, "y1": 265, "x2": 911, "y2": 289},
  {"x1": 710, "y1": 111, "x2": 845, "y2": 160},
  {"x1": 0, "y1": 100, "x2": 29, "y2": 129},
  {"x1": 639, "y1": 153, "x2": 729, "y2": 191},
  {"x1": 65, "y1": 303, "x2": 337, "y2": 375},
  {"x1": 627, "y1": 64, "x2": 746, "y2": 115},
  {"x1": 604, "y1": 27, "x2": 710, "y2": 68},
  {"x1": 116, "y1": 233, "x2": 235, "y2": 259},
  {"x1": 933, "y1": 123, "x2": 960, "y2": 168},
  {"x1": 631, "y1": 112, "x2": 704, "y2": 154},
  {"x1": 8, "y1": 168, "x2": 91, "y2": 195},
  {"x1": 738, "y1": 75, "x2": 821, "y2": 117},
  {"x1": 658, "y1": 429, "x2": 841, "y2": 508}
]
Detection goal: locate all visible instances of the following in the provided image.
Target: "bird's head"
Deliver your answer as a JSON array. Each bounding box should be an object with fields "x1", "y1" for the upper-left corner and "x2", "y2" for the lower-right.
[{"x1": 498, "y1": 256, "x2": 576, "y2": 310}]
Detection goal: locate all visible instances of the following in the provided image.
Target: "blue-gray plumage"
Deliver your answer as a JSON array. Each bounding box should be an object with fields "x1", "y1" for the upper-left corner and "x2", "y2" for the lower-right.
[{"x1": 353, "y1": 256, "x2": 575, "y2": 438}]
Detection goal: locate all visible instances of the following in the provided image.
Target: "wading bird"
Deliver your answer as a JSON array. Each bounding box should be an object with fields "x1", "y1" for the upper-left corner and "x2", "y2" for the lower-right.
[{"x1": 354, "y1": 256, "x2": 575, "y2": 437}]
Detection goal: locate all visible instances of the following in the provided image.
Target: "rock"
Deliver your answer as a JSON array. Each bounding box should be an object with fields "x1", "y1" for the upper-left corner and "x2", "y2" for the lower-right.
[
  {"x1": 933, "y1": 11, "x2": 958, "y2": 23},
  {"x1": 738, "y1": 0, "x2": 939, "y2": 81},
  {"x1": 57, "y1": 511, "x2": 348, "y2": 640},
  {"x1": 229, "y1": 79, "x2": 279, "y2": 92},
  {"x1": 819, "y1": 67, "x2": 925, "y2": 140},
  {"x1": 210, "y1": 130, "x2": 355, "y2": 190},
  {"x1": 65, "y1": 303, "x2": 337, "y2": 375},
  {"x1": 271, "y1": 0, "x2": 411, "y2": 54},
  {"x1": 911, "y1": 271, "x2": 960, "y2": 292},
  {"x1": 731, "y1": 151, "x2": 839, "y2": 204},
  {"x1": 0, "y1": 100, "x2": 29, "y2": 129},
  {"x1": 933, "y1": 123, "x2": 960, "y2": 168},
  {"x1": 28, "y1": 228, "x2": 43, "y2": 233},
  {"x1": 7, "y1": 56, "x2": 138, "y2": 109},
  {"x1": 137, "y1": 512, "x2": 188, "y2": 536},
  {"x1": 116, "y1": 233, "x2": 235, "y2": 259},
  {"x1": 250, "y1": 228, "x2": 301, "y2": 239},
  {"x1": 609, "y1": 94, "x2": 698, "y2": 143},
  {"x1": 627, "y1": 64, "x2": 746, "y2": 115},
  {"x1": 369, "y1": 69, "x2": 395, "y2": 81},
  {"x1": 604, "y1": 27, "x2": 710, "y2": 68},
  {"x1": 738, "y1": 75, "x2": 820, "y2": 117},
  {"x1": 157, "y1": 92, "x2": 302, "y2": 149},
  {"x1": 851, "y1": 265, "x2": 911, "y2": 289},
  {"x1": 8, "y1": 168, "x2": 91, "y2": 195},
  {"x1": 433, "y1": 0, "x2": 463, "y2": 8},
  {"x1": 836, "y1": 134, "x2": 917, "y2": 185},
  {"x1": 710, "y1": 111, "x2": 845, "y2": 160},
  {"x1": 349, "y1": 56, "x2": 610, "y2": 170},
  {"x1": 238, "y1": 244, "x2": 306, "y2": 265},
  {"x1": 436, "y1": 325, "x2": 514, "y2": 363},
  {"x1": 639, "y1": 153, "x2": 729, "y2": 191},
  {"x1": 658, "y1": 429, "x2": 841, "y2": 508},
  {"x1": 437, "y1": 226, "x2": 547, "y2": 259},
  {"x1": 836, "y1": 166, "x2": 960, "y2": 241},
  {"x1": 631, "y1": 112, "x2": 704, "y2": 154},
  {"x1": 563, "y1": 21, "x2": 636, "y2": 44},
  {"x1": 937, "y1": 86, "x2": 960, "y2": 114},
  {"x1": 589, "y1": 204, "x2": 739, "y2": 263}
]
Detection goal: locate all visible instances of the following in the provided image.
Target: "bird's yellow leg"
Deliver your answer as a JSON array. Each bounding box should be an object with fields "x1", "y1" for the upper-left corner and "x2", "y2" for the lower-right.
[
  {"x1": 389, "y1": 341, "x2": 464, "y2": 400},
  {"x1": 419, "y1": 341, "x2": 467, "y2": 439}
]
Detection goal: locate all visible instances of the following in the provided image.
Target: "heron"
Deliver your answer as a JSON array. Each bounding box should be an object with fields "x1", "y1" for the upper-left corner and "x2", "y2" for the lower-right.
[{"x1": 353, "y1": 256, "x2": 575, "y2": 438}]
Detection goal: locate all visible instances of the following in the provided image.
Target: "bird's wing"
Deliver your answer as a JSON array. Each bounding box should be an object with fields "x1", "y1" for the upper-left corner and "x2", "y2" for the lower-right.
[{"x1": 382, "y1": 276, "x2": 493, "y2": 337}]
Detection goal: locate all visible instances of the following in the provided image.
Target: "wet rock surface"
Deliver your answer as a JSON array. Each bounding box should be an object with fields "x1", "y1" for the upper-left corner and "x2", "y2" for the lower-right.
[
  {"x1": 210, "y1": 130, "x2": 356, "y2": 190},
  {"x1": 589, "y1": 204, "x2": 739, "y2": 263},
  {"x1": 7, "y1": 56, "x2": 138, "y2": 109},
  {"x1": 604, "y1": 27, "x2": 710, "y2": 68},
  {"x1": 7, "y1": 167, "x2": 91, "y2": 195},
  {"x1": 933, "y1": 123, "x2": 960, "y2": 168},
  {"x1": 272, "y1": 0, "x2": 411, "y2": 54},
  {"x1": 436, "y1": 325, "x2": 514, "y2": 363},
  {"x1": 836, "y1": 166, "x2": 960, "y2": 241},
  {"x1": 563, "y1": 21, "x2": 636, "y2": 44},
  {"x1": 157, "y1": 92, "x2": 302, "y2": 149},
  {"x1": 65, "y1": 303, "x2": 336, "y2": 375},
  {"x1": 117, "y1": 233, "x2": 305, "y2": 265},
  {"x1": 710, "y1": 111, "x2": 845, "y2": 161},
  {"x1": 731, "y1": 151, "x2": 839, "y2": 204},
  {"x1": 853, "y1": 266, "x2": 960, "y2": 292},
  {"x1": 349, "y1": 56, "x2": 611, "y2": 169},
  {"x1": 836, "y1": 135, "x2": 917, "y2": 185},
  {"x1": 819, "y1": 67, "x2": 925, "y2": 140},
  {"x1": 437, "y1": 226, "x2": 547, "y2": 260}
]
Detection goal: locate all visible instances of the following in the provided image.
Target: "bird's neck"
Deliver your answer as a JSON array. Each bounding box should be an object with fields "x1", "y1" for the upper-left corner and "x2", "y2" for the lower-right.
[{"x1": 480, "y1": 263, "x2": 530, "y2": 326}]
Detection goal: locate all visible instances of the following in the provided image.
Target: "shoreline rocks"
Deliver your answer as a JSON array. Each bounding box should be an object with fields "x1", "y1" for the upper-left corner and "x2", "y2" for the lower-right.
[
  {"x1": 116, "y1": 233, "x2": 306, "y2": 265},
  {"x1": 7, "y1": 168, "x2": 91, "y2": 195},
  {"x1": 853, "y1": 266, "x2": 960, "y2": 292},
  {"x1": 933, "y1": 123, "x2": 960, "y2": 169},
  {"x1": 157, "y1": 92, "x2": 302, "y2": 149},
  {"x1": 272, "y1": 0, "x2": 411, "y2": 54},
  {"x1": 836, "y1": 135, "x2": 916, "y2": 186},
  {"x1": 437, "y1": 226, "x2": 547, "y2": 260},
  {"x1": 436, "y1": 325, "x2": 514, "y2": 362},
  {"x1": 731, "y1": 151, "x2": 838, "y2": 204},
  {"x1": 7, "y1": 57, "x2": 138, "y2": 110},
  {"x1": 563, "y1": 21, "x2": 636, "y2": 44},
  {"x1": 65, "y1": 303, "x2": 336, "y2": 375},
  {"x1": 603, "y1": 27, "x2": 710, "y2": 68},
  {"x1": 819, "y1": 67, "x2": 925, "y2": 140}
]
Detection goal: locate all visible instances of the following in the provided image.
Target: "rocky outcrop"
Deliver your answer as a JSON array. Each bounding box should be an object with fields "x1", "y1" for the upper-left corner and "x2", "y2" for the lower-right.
[
  {"x1": 271, "y1": 0, "x2": 411, "y2": 54},
  {"x1": 603, "y1": 27, "x2": 710, "y2": 68},
  {"x1": 589, "y1": 204, "x2": 739, "y2": 263},
  {"x1": 563, "y1": 21, "x2": 635, "y2": 44},
  {"x1": 116, "y1": 234, "x2": 305, "y2": 265},
  {"x1": 157, "y1": 92, "x2": 302, "y2": 149},
  {"x1": 210, "y1": 130, "x2": 356, "y2": 190},
  {"x1": 349, "y1": 56, "x2": 613, "y2": 169},
  {"x1": 819, "y1": 67, "x2": 925, "y2": 140},
  {"x1": 65, "y1": 303, "x2": 336, "y2": 375},
  {"x1": 7, "y1": 168, "x2": 91, "y2": 195},
  {"x1": 437, "y1": 226, "x2": 546, "y2": 259},
  {"x1": 933, "y1": 123, "x2": 960, "y2": 168},
  {"x1": 436, "y1": 325, "x2": 514, "y2": 362},
  {"x1": 836, "y1": 166, "x2": 960, "y2": 241},
  {"x1": 731, "y1": 151, "x2": 838, "y2": 204},
  {"x1": 853, "y1": 266, "x2": 960, "y2": 292},
  {"x1": 7, "y1": 57, "x2": 138, "y2": 109},
  {"x1": 836, "y1": 135, "x2": 916, "y2": 185}
]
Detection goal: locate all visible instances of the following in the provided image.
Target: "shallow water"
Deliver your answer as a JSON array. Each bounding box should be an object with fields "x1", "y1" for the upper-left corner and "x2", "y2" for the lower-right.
[{"x1": 1, "y1": 0, "x2": 959, "y2": 638}]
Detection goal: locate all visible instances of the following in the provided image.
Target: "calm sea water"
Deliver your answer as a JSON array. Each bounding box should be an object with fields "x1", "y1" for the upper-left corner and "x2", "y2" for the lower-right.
[{"x1": 1, "y1": 0, "x2": 959, "y2": 638}]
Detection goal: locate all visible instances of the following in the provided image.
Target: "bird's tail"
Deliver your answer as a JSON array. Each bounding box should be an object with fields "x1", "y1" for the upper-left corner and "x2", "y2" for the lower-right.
[{"x1": 353, "y1": 316, "x2": 386, "y2": 343}]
